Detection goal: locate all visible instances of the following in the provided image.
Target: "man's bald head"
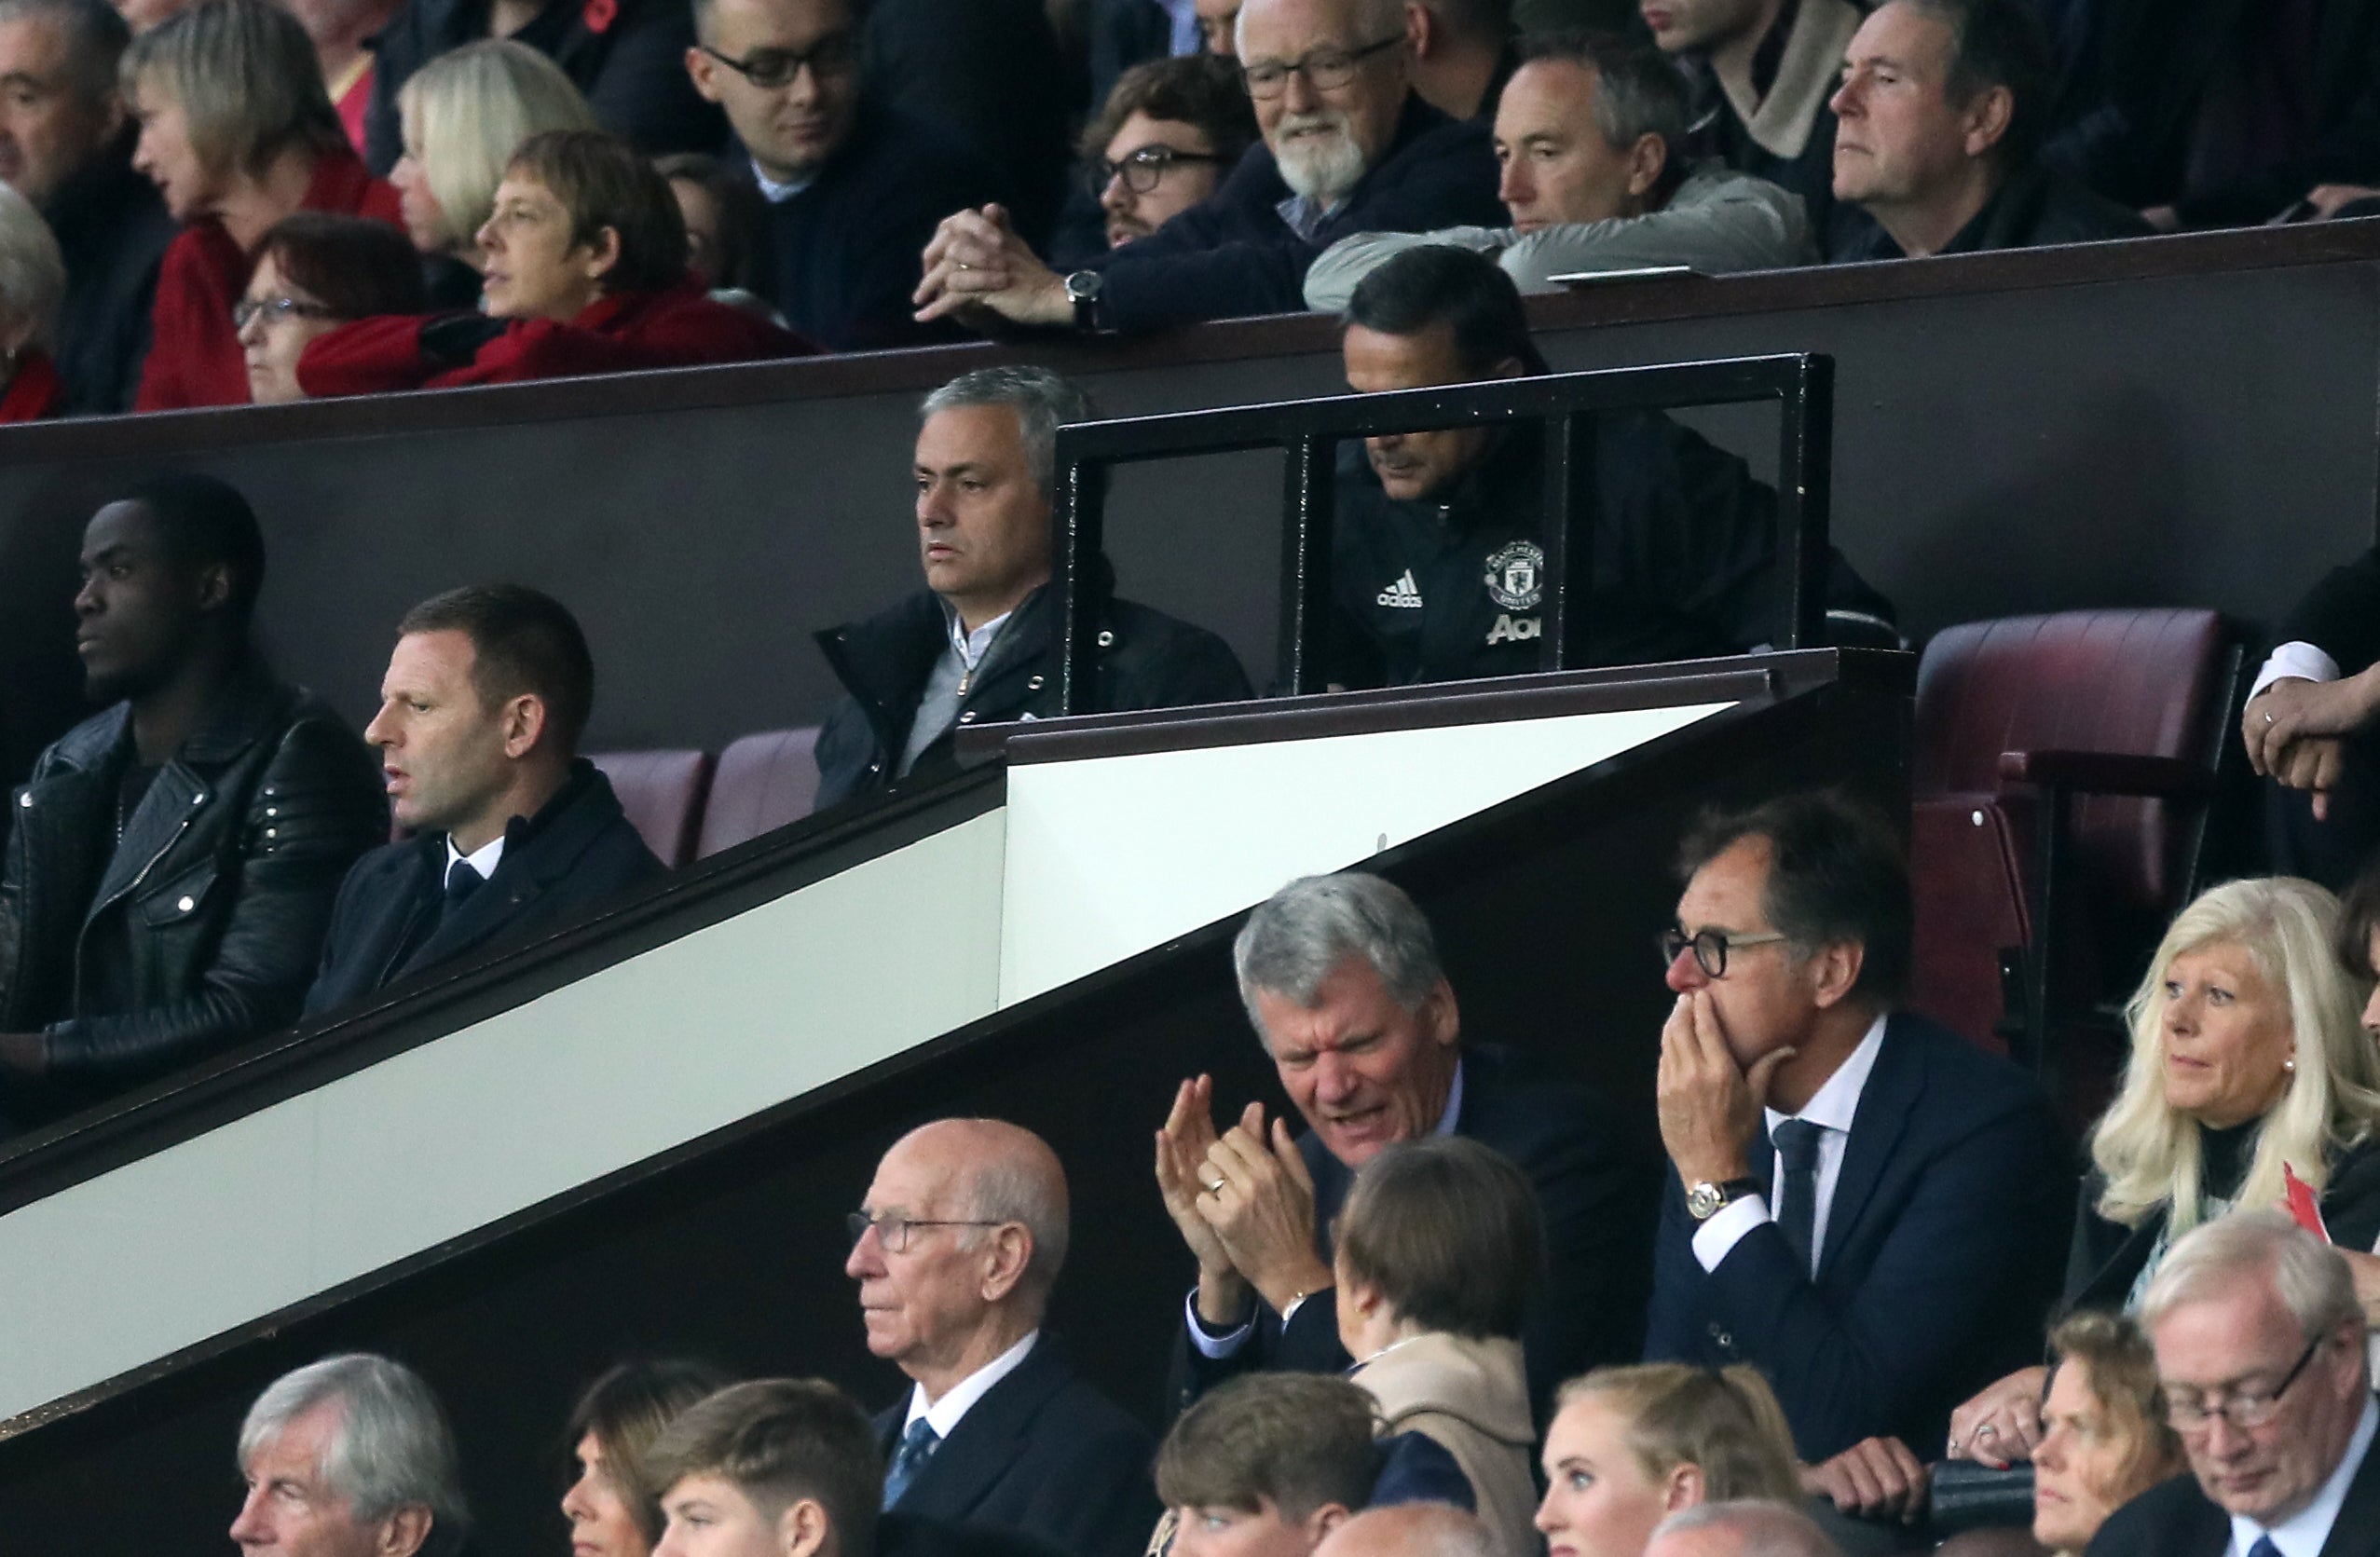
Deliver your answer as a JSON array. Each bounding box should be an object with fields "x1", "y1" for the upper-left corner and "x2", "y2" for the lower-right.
[
  {"x1": 1643, "y1": 1501, "x2": 1843, "y2": 1557},
  {"x1": 896, "y1": 1118, "x2": 1072, "y2": 1297},
  {"x1": 1313, "y1": 1504, "x2": 1498, "y2": 1557}
]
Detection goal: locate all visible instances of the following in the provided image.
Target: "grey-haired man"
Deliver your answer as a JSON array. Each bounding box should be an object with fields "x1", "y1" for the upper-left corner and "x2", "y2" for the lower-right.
[{"x1": 230, "y1": 1353, "x2": 467, "y2": 1557}]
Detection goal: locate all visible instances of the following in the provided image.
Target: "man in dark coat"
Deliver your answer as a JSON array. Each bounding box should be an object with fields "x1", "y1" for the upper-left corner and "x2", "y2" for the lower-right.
[
  {"x1": 304, "y1": 584, "x2": 663, "y2": 1017},
  {"x1": 0, "y1": 476, "x2": 383, "y2": 1131},
  {"x1": 849, "y1": 1118, "x2": 1159, "y2": 1557},
  {"x1": 1157, "y1": 871, "x2": 1659, "y2": 1428},
  {"x1": 911, "y1": 0, "x2": 1504, "y2": 334},
  {"x1": 813, "y1": 366, "x2": 1251, "y2": 810}
]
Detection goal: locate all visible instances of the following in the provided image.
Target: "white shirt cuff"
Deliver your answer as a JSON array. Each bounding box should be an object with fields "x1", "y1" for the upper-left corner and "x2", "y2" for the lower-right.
[
  {"x1": 1184, "y1": 1288, "x2": 1253, "y2": 1358},
  {"x1": 2250, "y1": 641, "x2": 2342, "y2": 701},
  {"x1": 1690, "y1": 1192, "x2": 1771, "y2": 1273}
]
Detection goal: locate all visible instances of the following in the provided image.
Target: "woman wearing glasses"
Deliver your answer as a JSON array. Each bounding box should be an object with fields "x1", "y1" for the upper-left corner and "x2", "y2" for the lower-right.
[{"x1": 237, "y1": 212, "x2": 428, "y2": 403}]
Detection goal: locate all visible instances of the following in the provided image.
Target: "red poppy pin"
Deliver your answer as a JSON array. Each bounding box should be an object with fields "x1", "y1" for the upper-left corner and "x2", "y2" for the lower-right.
[{"x1": 582, "y1": 0, "x2": 617, "y2": 32}]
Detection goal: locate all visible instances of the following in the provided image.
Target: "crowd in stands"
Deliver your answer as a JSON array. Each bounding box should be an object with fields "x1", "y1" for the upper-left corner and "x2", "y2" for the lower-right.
[{"x1": 0, "y1": 0, "x2": 2354, "y2": 417}]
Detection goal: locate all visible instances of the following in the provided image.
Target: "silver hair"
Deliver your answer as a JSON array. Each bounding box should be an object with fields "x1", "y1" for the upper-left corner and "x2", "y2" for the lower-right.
[
  {"x1": 1236, "y1": 0, "x2": 1404, "y2": 52},
  {"x1": 919, "y1": 366, "x2": 1093, "y2": 499},
  {"x1": 2140, "y1": 1209, "x2": 2365, "y2": 1349},
  {"x1": 1233, "y1": 873, "x2": 1443, "y2": 1038},
  {"x1": 1648, "y1": 1499, "x2": 1844, "y2": 1557},
  {"x1": 966, "y1": 1137, "x2": 1072, "y2": 1300},
  {"x1": 0, "y1": 0, "x2": 127, "y2": 108},
  {"x1": 239, "y1": 1354, "x2": 469, "y2": 1555},
  {"x1": 0, "y1": 184, "x2": 64, "y2": 348}
]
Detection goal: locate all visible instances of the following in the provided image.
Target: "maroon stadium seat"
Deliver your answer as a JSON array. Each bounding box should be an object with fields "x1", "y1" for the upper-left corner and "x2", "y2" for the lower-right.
[
  {"x1": 695, "y1": 728, "x2": 825, "y2": 858},
  {"x1": 589, "y1": 749, "x2": 717, "y2": 869}
]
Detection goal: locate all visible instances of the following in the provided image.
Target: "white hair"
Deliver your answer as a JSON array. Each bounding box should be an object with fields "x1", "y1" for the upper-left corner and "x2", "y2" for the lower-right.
[
  {"x1": 1647, "y1": 1500, "x2": 1844, "y2": 1557},
  {"x1": 0, "y1": 184, "x2": 65, "y2": 349},
  {"x1": 1233, "y1": 872, "x2": 1444, "y2": 1038},
  {"x1": 2140, "y1": 1208, "x2": 2364, "y2": 1353},
  {"x1": 239, "y1": 1355, "x2": 469, "y2": 1555}
]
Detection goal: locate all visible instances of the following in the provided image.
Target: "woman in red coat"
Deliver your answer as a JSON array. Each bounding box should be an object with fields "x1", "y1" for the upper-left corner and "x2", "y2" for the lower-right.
[
  {"x1": 299, "y1": 128, "x2": 814, "y2": 396},
  {"x1": 0, "y1": 184, "x2": 67, "y2": 424},
  {"x1": 126, "y1": 0, "x2": 404, "y2": 411}
]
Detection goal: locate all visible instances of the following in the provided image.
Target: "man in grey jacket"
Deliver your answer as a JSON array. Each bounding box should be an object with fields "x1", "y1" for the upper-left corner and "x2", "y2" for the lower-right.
[{"x1": 1305, "y1": 30, "x2": 1812, "y2": 310}]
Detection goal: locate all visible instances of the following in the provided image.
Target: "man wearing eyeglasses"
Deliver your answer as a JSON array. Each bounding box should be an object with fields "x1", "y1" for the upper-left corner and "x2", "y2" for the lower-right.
[
  {"x1": 914, "y1": 0, "x2": 1503, "y2": 335},
  {"x1": 845, "y1": 1116, "x2": 1161, "y2": 1557},
  {"x1": 1074, "y1": 55, "x2": 1256, "y2": 255},
  {"x1": 682, "y1": 0, "x2": 1002, "y2": 348},
  {"x1": 2089, "y1": 1210, "x2": 2380, "y2": 1557},
  {"x1": 1643, "y1": 791, "x2": 2064, "y2": 1483}
]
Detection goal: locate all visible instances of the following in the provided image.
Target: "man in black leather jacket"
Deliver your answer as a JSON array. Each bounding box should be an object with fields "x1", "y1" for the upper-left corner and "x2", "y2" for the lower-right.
[
  {"x1": 305, "y1": 584, "x2": 663, "y2": 1017},
  {"x1": 0, "y1": 475, "x2": 384, "y2": 1129},
  {"x1": 814, "y1": 365, "x2": 1252, "y2": 810}
]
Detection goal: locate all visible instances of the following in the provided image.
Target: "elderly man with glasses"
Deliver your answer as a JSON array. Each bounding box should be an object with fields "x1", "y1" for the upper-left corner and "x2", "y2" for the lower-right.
[
  {"x1": 1643, "y1": 791, "x2": 2065, "y2": 1493},
  {"x1": 844, "y1": 1116, "x2": 1160, "y2": 1557},
  {"x1": 2087, "y1": 1209, "x2": 2380, "y2": 1557},
  {"x1": 912, "y1": 0, "x2": 1503, "y2": 335},
  {"x1": 681, "y1": 0, "x2": 1001, "y2": 347}
]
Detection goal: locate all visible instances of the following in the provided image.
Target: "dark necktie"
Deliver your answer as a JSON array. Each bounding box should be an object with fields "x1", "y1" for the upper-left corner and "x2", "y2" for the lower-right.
[
  {"x1": 1773, "y1": 1118, "x2": 1825, "y2": 1277},
  {"x1": 2248, "y1": 1537, "x2": 2279, "y2": 1557},
  {"x1": 882, "y1": 1417, "x2": 938, "y2": 1509},
  {"x1": 444, "y1": 858, "x2": 485, "y2": 916}
]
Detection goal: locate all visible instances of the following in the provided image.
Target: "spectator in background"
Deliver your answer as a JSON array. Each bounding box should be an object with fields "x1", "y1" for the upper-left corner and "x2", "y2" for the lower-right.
[
  {"x1": 1533, "y1": 1365, "x2": 1804, "y2": 1557},
  {"x1": 1050, "y1": 52, "x2": 1256, "y2": 266},
  {"x1": 845, "y1": 1118, "x2": 1159, "y2": 1557},
  {"x1": 1158, "y1": 870, "x2": 1654, "y2": 1428},
  {"x1": 812, "y1": 366, "x2": 1249, "y2": 809},
  {"x1": 299, "y1": 130, "x2": 813, "y2": 394},
  {"x1": 2243, "y1": 548, "x2": 2380, "y2": 888},
  {"x1": 1826, "y1": 0, "x2": 2147, "y2": 261},
  {"x1": 563, "y1": 1359, "x2": 736, "y2": 1557},
  {"x1": 1644, "y1": 793, "x2": 2065, "y2": 1467},
  {"x1": 1311, "y1": 1505, "x2": 1498, "y2": 1557},
  {"x1": 229, "y1": 1354, "x2": 469, "y2": 1557},
  {"x1": 1641, "y1": 1502, "x2": 1842, "y2": 1557},
  {"x1": 364, "y1": 0, "x2": 723, "y2": 178},
  {"x1": 682, "y1": 0, "x2": 1002, "y2": 349},
  {"x1": 648, "y1": 1378, "x2": 883, "y2": 1557},
  {"x1": 1402, "y1": 0, "x2": 1511, "y2": 123},
  {"x1": 0, "y1": 184, "x2": 69, "y2": 420},
  {"x1": 303, "y1": 583, "x2": 664, "y2": 1017},
  {"x1": 1156, "y1": 1375, "x2": 1378, "y2": 1557},
  {"x1": 124, "y1": 0, "x2": 404, "y2": 410},
  {"x1": 2020, "y1": 1312, "x2": 2185, "y2": 1557},
  {"x1": 1305, "y1": 31, "x2": 1812, "y2": 310},
  {"x1": 1196, "y1": 0, "x2": 1237, "y2": 53},
  {"x1": 388, "y1": 38, "x2": 597, "y2": 307},
  {"x1": 655, "y1": 151, "x2": 772, "y2": 294},
  {"x1": 1642, "y1": 0, "x2": 1864, "y2": 252},
  {"x1": 280, "y1": 0, "x2": 402, "y2": 150},
  {"x1": 1083, "y1": 0, "x2": 1201, "y2": 118},
  {"x1": 0, "y1": 0, "x2": 177, "y2": 415},
  {"x1": 238, "y1": 210, "x2": 427, "y2": 403},
  {"x1": 1334, "y1": 1137, "x2": 1541, "y2": 1557},
  {"x1": 913, "y1": 0, "x2": 1504, "y2": 335},
  {"x1": 0, "y1": 477, "x2": 383, "y2": 1132}
]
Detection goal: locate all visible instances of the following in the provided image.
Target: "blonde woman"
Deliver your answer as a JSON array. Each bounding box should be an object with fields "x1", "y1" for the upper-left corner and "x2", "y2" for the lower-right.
[
  {"x1": 0, "y1": 184, "x2": 67, "y2": 421},
  {"x1": 1949, "y1": 875, "x2": 2380, "y2": 1467},
  {"x1": 1534, "y1": 1364, "x2": 1803, "y2": 1557},
  {"x1": 389, "y1": 40, "x2": 595, "y2": 305}
]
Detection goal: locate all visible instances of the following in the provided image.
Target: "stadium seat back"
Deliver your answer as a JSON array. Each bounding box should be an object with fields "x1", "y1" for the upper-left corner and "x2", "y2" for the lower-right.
[{"x1": 696, "y1": 728, "x2": 825, "y2": 857}]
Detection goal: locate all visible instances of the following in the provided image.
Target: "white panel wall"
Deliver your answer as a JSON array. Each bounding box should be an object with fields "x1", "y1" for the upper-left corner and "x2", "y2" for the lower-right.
[{"x1": 996, "y1": 702, "x2": 1732, "y2": 1005}]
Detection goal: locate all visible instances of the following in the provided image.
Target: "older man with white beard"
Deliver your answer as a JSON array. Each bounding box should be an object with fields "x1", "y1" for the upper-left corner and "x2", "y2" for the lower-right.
[{"x1": 911, "y1": 0, "x2": 1503, "y2": 334}]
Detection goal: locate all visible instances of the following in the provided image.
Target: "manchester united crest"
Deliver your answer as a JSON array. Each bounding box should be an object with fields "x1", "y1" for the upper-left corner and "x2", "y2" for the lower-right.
[{"x1": 1484, "y1": 540, "x2": 1545, "y2": 610}]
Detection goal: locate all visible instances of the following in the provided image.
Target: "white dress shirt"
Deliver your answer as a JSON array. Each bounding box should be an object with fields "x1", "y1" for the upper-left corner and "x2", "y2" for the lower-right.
[
  {"x1": 1691, "y1": 1014, "x2": 1890, "y2": 1277},
  {"x1": 902, "y1": 1329, "x2": 1041, "y2": 1439},
  {"x1": 444, "y1": 832, "x2": 505, "y2": 885},
  {"x1": 2227, "y1": 1393, "x2": 2378, "y2": 1557},
  {"x1": 2250, "y1": 641, "x2": 2344, "y2": 702}
]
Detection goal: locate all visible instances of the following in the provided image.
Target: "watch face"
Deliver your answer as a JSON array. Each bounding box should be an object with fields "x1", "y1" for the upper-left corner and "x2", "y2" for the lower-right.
[{"x1": 1686, "y1": 1182, "x2": 1723, "y2": 1221}]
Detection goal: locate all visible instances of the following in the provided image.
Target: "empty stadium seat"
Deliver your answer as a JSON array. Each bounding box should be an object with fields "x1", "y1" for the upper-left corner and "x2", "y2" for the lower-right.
[
  {"x1": 696, "y1": 728, "x2": 825, "y2": 857},
  {"x1": 589, "y1": 749, "x2": 717, "y2": 869},
  {"x1": 1910, "y1": 609, "x2": 2240, "y2": 1074}
]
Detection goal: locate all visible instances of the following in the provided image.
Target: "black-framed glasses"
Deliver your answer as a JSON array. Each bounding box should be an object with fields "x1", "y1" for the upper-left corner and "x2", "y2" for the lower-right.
[
  {"x1": 846, "y1": 1210, "x2": 1007, "y2": 1253},
  {"x1": 700, "y1": 31, "x2": 856, "y2": 89},
  {"x1": 2164, "y1": 1332, "x2": 2327, "y2": 1432},
  {"x1": 1240, "y1": 33, "x2": 1402, "y2": 98},
  {"x1": 231, "y1": 295, "x2": 334, "y2": 331},
  {"x1": 1659, "y1": 927, "x2": 1789, "y2": 979},
  {"x1": 1088, "y1": 144, "x2": 1230, "y2": 195}
]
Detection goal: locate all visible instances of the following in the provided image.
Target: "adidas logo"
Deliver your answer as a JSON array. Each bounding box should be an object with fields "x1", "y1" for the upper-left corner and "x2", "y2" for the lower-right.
[{"x1": 1376, "y1": 570, "x2": 1425, "y2": 608}]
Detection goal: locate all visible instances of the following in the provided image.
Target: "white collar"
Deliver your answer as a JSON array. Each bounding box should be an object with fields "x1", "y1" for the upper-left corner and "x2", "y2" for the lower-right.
[
  {"x1": 751, "y1": 157, "x2": 815, "y2": 202},
  {"x1": 1764, "y1": 1012, "x2": 1888, "y2": 1137},
  {"x1": 2231, "y1": 1393, "x2": 2379, "y2": 1557},
  {"x1": 903, "y1": 1329, "x2": 1039, "y2": 1440},
  {"x1": 444, "y1": 831, "x2": 505, "y2": 881},
  {"x1": 939, "y1": 601, "x2": 1013, "y2": 670}
]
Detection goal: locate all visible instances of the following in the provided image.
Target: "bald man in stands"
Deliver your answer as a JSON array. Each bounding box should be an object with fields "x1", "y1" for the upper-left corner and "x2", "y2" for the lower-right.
[
  {"x1": 1311, "y1": 1503, "x2": 1498, "y2": 1557},
  {"x1": 845, "y1": 1119, "x2": 1159, "y2": 1557}
]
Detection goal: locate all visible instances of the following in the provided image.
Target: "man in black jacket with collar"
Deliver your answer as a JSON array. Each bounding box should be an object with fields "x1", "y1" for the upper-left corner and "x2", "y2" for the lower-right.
[
  {"x1": 0, "y1": 476, "x2": 383, "y2": 1130},
  {"x1": 304, "y1": 584, "x2": 663, "y2": 1018},
  {"x1": 813, "y1": 366, "x2": 1252, "y2": 811}
]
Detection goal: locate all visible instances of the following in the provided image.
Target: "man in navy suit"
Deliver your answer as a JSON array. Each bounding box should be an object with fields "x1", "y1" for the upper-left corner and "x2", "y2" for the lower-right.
[
  {"x1": 846, "y1": 1117, "x2": 1159, "y2": 1557},
  {"x1": 1644, "y1": 791, "x2": 2066, "y2": 1482},
  {"x1": 1156, "y1": 870, "x2": 1657, "y2": 1426}
]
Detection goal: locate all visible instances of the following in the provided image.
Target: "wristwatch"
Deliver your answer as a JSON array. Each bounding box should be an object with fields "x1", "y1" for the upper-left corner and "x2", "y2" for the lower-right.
[
  {"x1": 1685, "y1": 1178, "x2": 1761, "y2": 1222},
  {"x1": 1063, "y1": 268, "x2": 1103, "y2": 331}
]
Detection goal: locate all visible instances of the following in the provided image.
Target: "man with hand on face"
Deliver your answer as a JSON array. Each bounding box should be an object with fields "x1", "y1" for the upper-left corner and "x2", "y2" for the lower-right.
[
  {"x1": 1643, "y1": 792, "x2": 2063, "y2": 1493},
  {"x1": 911, "y1": 0, "x2": 1503, "y2": 335},
  {"x1": 1158, "y1": 869, "x2": 1654, "y2": 1427},
  {"x1": 1826, "y1": 0, "x2": 2145, "y2": 262},
  {"x1": 1306, "y1": 30, "x2": 1812, "y2": 309},
  {"x1": 812, "y1": 366, "x2": 1250, "y2": 810},
  {"x1": 846, "y1": 1118, "x2": 1159, "y2": 1557},
  {"x1": 0, "y1": 475, "x2": 381, "y2": 1132},
  {"x1": 302, "y1": 584, "x2": 662, "y2": 1017},
  {"x1": 682, "y1": 0, "x2": 1002, "y2": 348}
]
